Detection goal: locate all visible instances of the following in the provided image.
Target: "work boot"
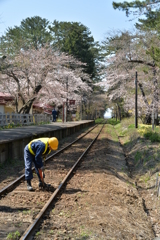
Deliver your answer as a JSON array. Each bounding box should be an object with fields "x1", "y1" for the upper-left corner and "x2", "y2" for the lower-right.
[{"x1": 27, "y1": 180, "x2": 33, "y2": 191}]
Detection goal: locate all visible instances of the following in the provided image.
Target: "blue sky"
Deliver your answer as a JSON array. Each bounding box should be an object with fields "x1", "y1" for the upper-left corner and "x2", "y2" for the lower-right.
[
  {"x1": 0, "y1": 0, "x2": 137, "y2": 42},
  {"x1": 104, "y1": 108, "x2": 112, "y2": 119}
]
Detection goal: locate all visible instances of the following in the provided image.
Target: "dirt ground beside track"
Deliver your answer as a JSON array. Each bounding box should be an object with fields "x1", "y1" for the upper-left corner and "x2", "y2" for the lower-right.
[{"x1": 0, "y1": 124, "x2": 160, "y2": 239}]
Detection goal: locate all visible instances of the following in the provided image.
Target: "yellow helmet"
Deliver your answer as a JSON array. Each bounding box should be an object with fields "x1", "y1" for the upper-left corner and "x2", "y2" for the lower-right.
[{"x1": 48, "y1": 137, "x2": 59, "y2": 150}]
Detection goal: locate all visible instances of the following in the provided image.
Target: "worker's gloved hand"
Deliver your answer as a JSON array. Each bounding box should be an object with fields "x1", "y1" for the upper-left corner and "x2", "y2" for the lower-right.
[{"x1": 39, "y1": 181, "x2": 51, "y2": 189}]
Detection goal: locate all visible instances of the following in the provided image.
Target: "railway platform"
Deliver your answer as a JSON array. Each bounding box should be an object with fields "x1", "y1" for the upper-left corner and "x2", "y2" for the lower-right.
[{"x1": 0, "y1": 120, "x2": 95, "y2": 163}]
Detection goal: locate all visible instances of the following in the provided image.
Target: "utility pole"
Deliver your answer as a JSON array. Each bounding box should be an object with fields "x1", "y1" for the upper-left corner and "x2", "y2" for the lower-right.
[
  {"x1": 135, "y1": 71, "x2": 138, "y2": 128},
  {"x1": 66, "y1": 76, "x2": 68, "y2": 122},
  {"x1": 152, "y1": 103, "x2": 155, "y2": 131},
  {"x1": 152, "y1": 64, "x2": 157, "y2": 130}
]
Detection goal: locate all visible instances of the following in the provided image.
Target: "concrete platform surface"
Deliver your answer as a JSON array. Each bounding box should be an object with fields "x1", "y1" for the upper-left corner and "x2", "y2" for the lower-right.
[{"x1": 0, "y1": 120, "x2": 94, "y2": 143}]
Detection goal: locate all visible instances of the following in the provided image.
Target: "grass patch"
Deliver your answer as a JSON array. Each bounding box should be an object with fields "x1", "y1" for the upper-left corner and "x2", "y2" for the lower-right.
[
  {"x1": 104, "y1": 124, "x2": 119, "y2": 142},
  {"x1": 128, "y1": 124, "x2": 135, "y2": 129},
  {"x1": 7, "y1": 231, "x2": 21, "y2": 240},
  {"x1": 107, "y1": 118, "x2": 120, "y2": 125},
  {"x1": 79, "y1": 226, "x2": 91, "y2": 238},
  {"x1": 22, "y1": 210, "x2": 31, "y2": 215},
  {"x1": 135, "y1": 151, "x2": 142, "y2": 163}
]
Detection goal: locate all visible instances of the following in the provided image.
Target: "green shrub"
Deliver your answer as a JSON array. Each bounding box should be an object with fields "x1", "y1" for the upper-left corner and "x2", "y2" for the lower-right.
[
  {"x1": 95, "y1": 118, "x2": 104, "y2": 124},
  {"x1": 107, "y1": 118, "x2": 120, "y2": 125},
  {"x1": 144, "y1": 131, "x2": 160, "y2": 142},
  {"x1": 137, "y1": 124, "x2": 160, "y2": 142}
]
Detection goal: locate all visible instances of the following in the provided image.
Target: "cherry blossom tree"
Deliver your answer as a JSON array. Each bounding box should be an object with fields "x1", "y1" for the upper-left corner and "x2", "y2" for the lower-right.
[
  {"x1": 99, "y1": 30, "x2": 160, "y2": 124},
  {"x1": 0, "y1": 46, "x2": 92, "y2": 113}
]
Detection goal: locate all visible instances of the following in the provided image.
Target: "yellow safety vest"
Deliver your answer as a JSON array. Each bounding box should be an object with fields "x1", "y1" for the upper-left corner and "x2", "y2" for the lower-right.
[{"x1": 28, "y1": 138, "x2": 51, "y2": 156}]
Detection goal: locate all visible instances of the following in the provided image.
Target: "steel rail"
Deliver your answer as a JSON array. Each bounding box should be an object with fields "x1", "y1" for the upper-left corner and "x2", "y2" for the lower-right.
[
  {"x1": 0, "y1": 124, "x2": 98, "y2": 197},
  {"x1": 20, "y1": 123, "x2": 105, "y2": 240}
]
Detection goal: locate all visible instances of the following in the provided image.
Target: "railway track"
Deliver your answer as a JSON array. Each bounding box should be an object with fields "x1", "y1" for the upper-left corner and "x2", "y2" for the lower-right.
[
  {"x1": 0, "y1": 124, "x2": 98, "y2": 197},
  {"x1": 0, "y1": 123, "x2": 105, "y2": 240}
]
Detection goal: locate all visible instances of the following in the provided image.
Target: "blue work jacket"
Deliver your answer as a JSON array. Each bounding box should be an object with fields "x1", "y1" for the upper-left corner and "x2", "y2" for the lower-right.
[{"x1": 28, "y1": 139, "x2": 50, "y2": 168}]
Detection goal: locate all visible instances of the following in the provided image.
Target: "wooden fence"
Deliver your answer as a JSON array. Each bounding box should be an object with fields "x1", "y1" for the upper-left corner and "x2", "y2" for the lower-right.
[{"x1": 0, "y1": 113, "x2": 51, "y2": 127}]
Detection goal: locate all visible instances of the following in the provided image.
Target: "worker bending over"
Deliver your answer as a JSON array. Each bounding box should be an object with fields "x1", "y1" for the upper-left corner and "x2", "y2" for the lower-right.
[{"x1": 24, "y1": 137, "x2": 59, "y2": 191}]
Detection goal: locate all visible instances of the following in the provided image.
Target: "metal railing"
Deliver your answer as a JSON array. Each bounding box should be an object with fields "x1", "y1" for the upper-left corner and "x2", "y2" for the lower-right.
[{"x1": 0, "y1": 113, "x2": 51, "y2": 126}]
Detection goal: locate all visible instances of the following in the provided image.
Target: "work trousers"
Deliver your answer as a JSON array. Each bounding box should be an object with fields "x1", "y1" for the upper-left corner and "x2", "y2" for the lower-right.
[{"x1": 24, "y1": 145, "x2": 41, "y2": 180}]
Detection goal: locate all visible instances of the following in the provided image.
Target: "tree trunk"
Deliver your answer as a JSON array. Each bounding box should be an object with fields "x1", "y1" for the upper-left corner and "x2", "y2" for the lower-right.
[
  {"x1": 18, "y1": 97, "x2": 36, "y2": 114},
  {"x1": 143, "y1": 113, "x2": 152, "y2": 124}
]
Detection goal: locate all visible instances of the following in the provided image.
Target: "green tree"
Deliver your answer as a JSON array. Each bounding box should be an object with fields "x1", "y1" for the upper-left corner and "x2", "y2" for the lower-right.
[
  {"x1": 0, "y1": 16, "x2": 51, "y2": 55},
  {"x1": 112, "y1": 0, "x2": 160, "y2": 18},
  {"x1": 49, "y1": 20, "x2": 100, "y2": 81},
  {"x1": 112, "y1": 0, "x2": 160, "y2": 31}
]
